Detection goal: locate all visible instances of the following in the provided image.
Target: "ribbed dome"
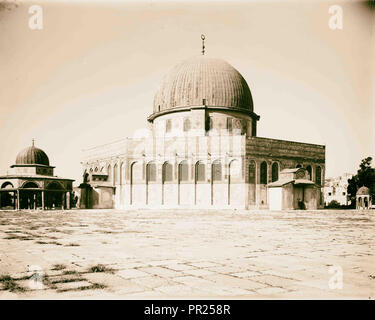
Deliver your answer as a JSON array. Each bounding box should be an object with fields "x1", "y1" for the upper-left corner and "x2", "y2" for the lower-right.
[
  {"x1": 153, "y1": 56, "x2": 253, "y2": 115},
  {"x1": 16, "y1": 145, "x2": 50, "y2": 166},
  {"x1": 357, "y1": 186, "x2": 370, "y2": 195}
]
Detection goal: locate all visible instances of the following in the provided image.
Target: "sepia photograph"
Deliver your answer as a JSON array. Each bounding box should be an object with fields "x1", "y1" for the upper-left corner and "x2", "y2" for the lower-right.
[{"x1": 0, "y1": 0, "x2": 374, "y2": 304}]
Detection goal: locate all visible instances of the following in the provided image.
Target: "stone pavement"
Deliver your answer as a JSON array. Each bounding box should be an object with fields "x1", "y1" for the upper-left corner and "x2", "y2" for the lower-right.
[{"x1": 0, "y1": 209, "x2": 373, "y2": 299}]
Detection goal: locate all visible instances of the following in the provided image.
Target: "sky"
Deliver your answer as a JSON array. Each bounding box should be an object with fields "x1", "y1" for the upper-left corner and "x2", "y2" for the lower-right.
[{"x1": 0, "y1": 0, "x2": 374, "y2": 186}]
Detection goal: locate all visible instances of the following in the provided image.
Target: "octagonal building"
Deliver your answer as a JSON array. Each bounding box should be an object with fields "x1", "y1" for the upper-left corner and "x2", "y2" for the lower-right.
[{"x1": 80, "y1": 48, "x2": 325, "y2": 210}]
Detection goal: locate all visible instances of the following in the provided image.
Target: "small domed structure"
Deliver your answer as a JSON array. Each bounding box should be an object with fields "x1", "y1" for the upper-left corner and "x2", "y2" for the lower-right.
[
  {"x1": 15, "y1": 144, "x2": 50, "y2": 166},
  {"x1": 356, "y1": 186, "x2": 371, "y2": 210},
  {"x1": 0, "y1": 140, "x2": 74, "y2": 210}
]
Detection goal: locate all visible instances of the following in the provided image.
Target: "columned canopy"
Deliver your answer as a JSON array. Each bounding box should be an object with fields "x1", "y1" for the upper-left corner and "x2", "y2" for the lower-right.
[{"x1": 0, "y1": 142, "x2": 74, "y2": 211}]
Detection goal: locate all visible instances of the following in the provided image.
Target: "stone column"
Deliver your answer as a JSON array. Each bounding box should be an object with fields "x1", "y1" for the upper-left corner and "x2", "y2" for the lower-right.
[
  {"x1": 62, "y1": 193, "x2": 65, "y2": 210},
  {"x1": 66, "y1": 192, "x2": 70, "y2": 210},
  {"x1": 17, "y1": 189, "x2": 20, "y2": 211},
  {"x1": 41, "y1": 191, "x2": 45, "y2": 210}
]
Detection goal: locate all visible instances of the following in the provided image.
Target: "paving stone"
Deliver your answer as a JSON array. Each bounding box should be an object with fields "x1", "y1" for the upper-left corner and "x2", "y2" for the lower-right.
[
  {"x1": 232, "y1": 271, "x2": 261, "y2": 278},
  {"x1": 167, "y1": 263, "x2": 197, "y2": 271},
  {"x1": 83, "y1": 272, "x2": 140, "y2": 290},
  {"x1": 138, "y1": 266, "x2": 182, "y2": 278},
  {"x1": 206, "y1": 274, "x2": 266, "y2": 291},
  {"x1": 250, "y1": 275, "x2": 301, "y2": 288},
  {"x1": 189, "y1": 261, "x2": 222, "y2": 268},
  {"x1": 173, "y1": 275, "x2": 234, "y2": 295},
  {"x1": 183, "y1": 269, "x2": 215, "y2": 277},
  {"x1": 131, "y1": 276, "x2": 177, "y2": 289},
  {"x1": 207, "y1": 265, "x2": 250, "y2": 274},
  {"x1": 116, "y1": 268, "x2": 149, "y2": 279},
  {"x1": 156, "y1": 284, "x2": 210, "y2": 296},
  {"x1": 256, "y1": 287, "x2": 287, "y2": 295},
  {"x1": 55, "y1": 280, "x2": 93, "y2": 291}
]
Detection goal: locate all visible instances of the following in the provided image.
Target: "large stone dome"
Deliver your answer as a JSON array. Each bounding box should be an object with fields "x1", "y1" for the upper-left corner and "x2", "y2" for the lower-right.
[
  {"x1": 15, "y1": 144, "x2": 50, "y2": 166},
  {"x1": 152, "y1": 56, "x2": 253, "y2": 118}
]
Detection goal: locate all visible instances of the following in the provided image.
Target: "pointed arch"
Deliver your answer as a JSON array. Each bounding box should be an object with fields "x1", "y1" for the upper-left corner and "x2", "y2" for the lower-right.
[
  {"x1": 306, "y1": 165, "x2": 312, "y2": 180},
  {"x1": 162, "y1": 162, "x2": 173, "y2": 182},
  {"x1": 212, "y1": 160, "x2": 222, "y2": 182},
  {"x1": 146, "y1": 161, "x2": 157, "y2": 183},
  {"x1": 183, "y1": 118, "x2": 191, "y2": 132},
  {"x1": 271, "y1": 162, "x2": 279, "y2": 182},
  {"x1": 113, "y1": 163, "x2": 118, "y2": 185},
  {"x1": 107, "y1": 164, "x2": 112, "y2": 183},
  {"x1": 248, "y1": 160, "x2": 256, "y2": 205},
  {"x1": 1, "y1": 182, "x2": 14, "y2": 189},
  {"x1": 260, "y1": 161, "x2": 268, "y2": 184},
  {"x1": 178, "y1": 160, "x2": 189, "y2": 182},
  {"x1": 195, "y1": 161, "x2": 205, "y2": 182}
]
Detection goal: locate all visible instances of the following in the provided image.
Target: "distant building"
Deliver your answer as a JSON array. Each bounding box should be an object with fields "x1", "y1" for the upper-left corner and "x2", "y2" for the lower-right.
[
  {"x1": 0, "y1": 141, "x2": 74, "y2": 210},
  {"x1": 324, "y1": 173, "x2": 353, "y2": 206},
  {"x1": 80, "y1": 39, "x2": 326, "y2": 210}
]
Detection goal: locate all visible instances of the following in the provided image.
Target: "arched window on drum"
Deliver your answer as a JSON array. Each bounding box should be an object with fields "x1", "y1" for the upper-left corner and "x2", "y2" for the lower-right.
[
  {"x1": 306, "y1": 165, "x2": 312, "y2": 180},
  {"x1": 260, "y1": 161, "x2": 268, "y2": 184},
  {"x1": 249, "y1": 161, "x2": 256, "y2": 184},
  {"x1": 271, "y1": 162, "x2": 279, "y2": 182},
  {"x1": 183, "y1": 118, "x2": 191, "y2": 132}
]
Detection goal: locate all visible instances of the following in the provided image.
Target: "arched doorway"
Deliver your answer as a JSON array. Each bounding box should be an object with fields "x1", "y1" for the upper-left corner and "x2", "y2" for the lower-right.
[
  {"x1": 20, "y1": 182, "x2": 41, "y2": 210},
  {"x1": 0, "y1": 182, "x2": 16, "y2": 209},
  {"x1": 45, "y1": 182, "x2": 64, "y2": 210}
]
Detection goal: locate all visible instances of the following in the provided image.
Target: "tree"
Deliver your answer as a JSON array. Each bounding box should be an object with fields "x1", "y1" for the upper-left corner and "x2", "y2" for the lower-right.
[
  {"x1": 326, "y1": 200, "x2": 341, "y2": 209},
  {"x1": 347, "y1": 157, "x2": 375, "y2": 207}
]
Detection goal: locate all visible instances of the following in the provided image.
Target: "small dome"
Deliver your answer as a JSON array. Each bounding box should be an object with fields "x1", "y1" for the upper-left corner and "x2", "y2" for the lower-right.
[
  {"x1": 356, "y1": 186, "x2": 370, "y2": 196},
  {"x1": 153, "y1": 56, "x2": 253, "y2": 116},
  {"x1": 16, "y1": 144, "x2": 49, "y2": 166}
]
